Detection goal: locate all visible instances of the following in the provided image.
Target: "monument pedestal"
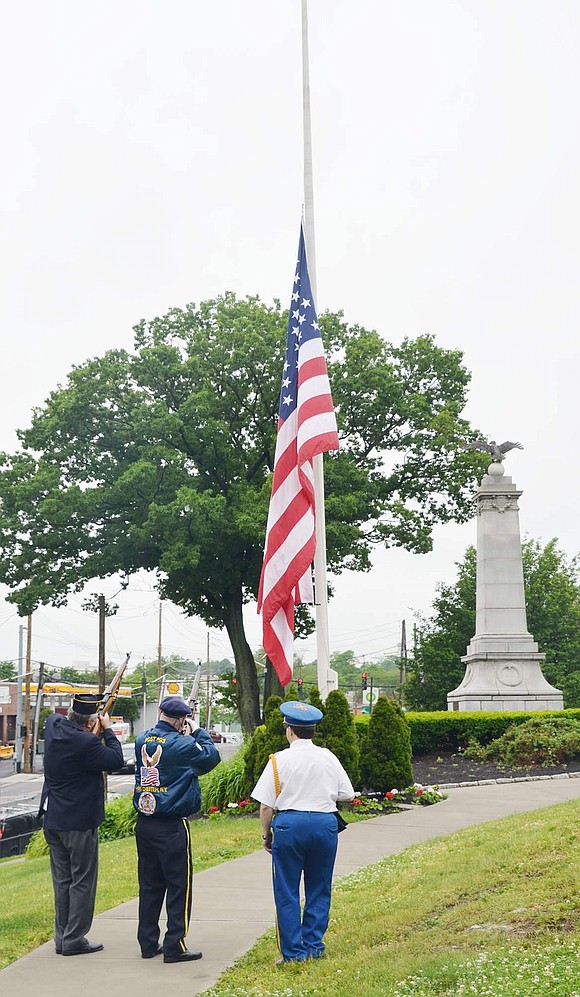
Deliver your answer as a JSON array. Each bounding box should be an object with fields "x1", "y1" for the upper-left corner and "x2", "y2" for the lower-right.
[{"x1": 447, "y1": 462, "x2": 563, "y2": 712}]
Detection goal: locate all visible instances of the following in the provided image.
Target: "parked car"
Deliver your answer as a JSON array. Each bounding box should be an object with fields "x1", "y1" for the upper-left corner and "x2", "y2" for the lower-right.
[
  {"x1": 109, "y1": 741, "x2": 136, "y2": 775},
  {"x1": 208, "y1": 730, "x2": 224, "y2": 743}
]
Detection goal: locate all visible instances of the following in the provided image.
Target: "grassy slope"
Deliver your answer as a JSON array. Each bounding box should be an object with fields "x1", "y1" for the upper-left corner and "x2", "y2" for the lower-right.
[{"x1": 205, "y1": 799, "x2": 580, "y2": 997}]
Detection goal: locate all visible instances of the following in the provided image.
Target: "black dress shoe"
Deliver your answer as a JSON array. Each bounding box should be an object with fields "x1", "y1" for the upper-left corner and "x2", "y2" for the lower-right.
[
  {"x1": 62, "y1": 942, "x2": 104, "y2": 956},
  {"x1": 163, "y1": 949, "x2": 203, "y2": 963},
  {"x1": 141, "y1": 945, "x2": 163, "y2": 959},
  {"x1": 55, "y1": 948, "x2": 62, "y2": 955}
]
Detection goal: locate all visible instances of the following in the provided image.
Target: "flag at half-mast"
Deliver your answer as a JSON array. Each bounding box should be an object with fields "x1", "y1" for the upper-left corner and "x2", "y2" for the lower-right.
[{"x1": 258, "y1": 223, "x2": 339, "y2": 686}]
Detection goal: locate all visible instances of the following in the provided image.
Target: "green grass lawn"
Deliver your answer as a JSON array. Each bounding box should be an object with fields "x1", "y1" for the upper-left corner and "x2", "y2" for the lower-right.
[
  {"x1": 0, "y1": 815, "x2": 261, "y2": 970},
  {"x1": 2, "y1": 800, "x2": 580, "y2": 996},
  {"x1": 204, "y1": 799, "x2": 580, "y2": 997}
]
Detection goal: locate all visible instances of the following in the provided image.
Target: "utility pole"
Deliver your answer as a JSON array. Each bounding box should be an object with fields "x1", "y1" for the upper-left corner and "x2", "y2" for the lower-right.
[
  {"x1": 205, "y1": 631, "x2": 211, "y2": 729},
  {"x1": 141, "y1": 659, "x2": 147, "y2": 735},
  {"x1": 23, "y1": 614, "x2": 32, "y2": 773},
  {"x1": 14, "y1": 624, "x2": 24, "y2": 773},
  {"x1": 398, "y1": 619, "x2": 407, "y2": 705},
  {"x1": 98, "y1": 594, "x2": 106, "y2": 694},
  {"x1": 157, "y1": 601, "x2": 163, "y2": 682},
  {"x1": 31, "y1": 661, "x2": 45, "y2": 773}
]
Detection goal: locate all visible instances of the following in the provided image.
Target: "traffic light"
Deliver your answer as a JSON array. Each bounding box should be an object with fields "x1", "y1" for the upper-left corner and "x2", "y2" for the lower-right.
[{"x1": 361, "y1": 672, "x2": 368, "y2": 691}]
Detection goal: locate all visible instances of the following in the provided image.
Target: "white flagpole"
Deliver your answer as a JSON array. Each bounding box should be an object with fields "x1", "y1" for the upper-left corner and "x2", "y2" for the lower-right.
[{"x1": 301, "y1": 0, "x2": 338, "y2": 700}]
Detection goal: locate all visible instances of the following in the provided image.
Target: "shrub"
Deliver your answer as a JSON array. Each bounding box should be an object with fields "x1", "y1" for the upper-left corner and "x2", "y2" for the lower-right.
[
  {"x1": 200, "y1": 751, "x2": 247, "y2": 811},
  {"x1": 354, "y1": 708, "x2": 580, "y2": 755},
  {"x1": 360, "y1": 697, "x2": 413, "y2": 793},
  {"x1": 315, "y1": 689, "x2": 360, "y2": 786},
  {"x1": 482, "y1": 717, "x2": 580, "y2": 767},
  {"x1": 99, "y1": 793, "x2": 136, "y2": 841}
]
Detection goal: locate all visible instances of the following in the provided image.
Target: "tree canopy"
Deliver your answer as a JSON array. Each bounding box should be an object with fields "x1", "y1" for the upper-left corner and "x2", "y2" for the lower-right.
[
  {"x1": 0, "y1": 294, "x2": 485, "y2": 731},
  {"x1": 404, "y1": 538, "x2": 580, "y2": 710},
  {"x1": 0, "y1": 662, "x2": 17, "y2": 682}
]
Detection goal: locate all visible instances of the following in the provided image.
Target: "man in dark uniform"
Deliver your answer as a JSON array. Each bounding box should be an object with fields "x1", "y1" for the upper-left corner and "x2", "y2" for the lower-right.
[
  {"x1": 251, "y1": 701, "x2": 354, "y2": 964},
  {"x1": 40, "y1": 693, "x2": 124, "y2": 956},
  {"x1": 133, "y1": 696, "x2": 220, "y2": 963}
]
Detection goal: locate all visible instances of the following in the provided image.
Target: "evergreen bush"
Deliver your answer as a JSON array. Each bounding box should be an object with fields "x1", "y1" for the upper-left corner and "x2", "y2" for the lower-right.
[
  {"x1": 315, "y1": 689, "x2": 360, "y2": 785},
  {"x1": 243, "y1": 694, "x2": 287, "y2": 793},
  {"x1": 360, "y1": 697, "x2": 413, "y2": 793},
  {"x1": 309, "y1": 686, "x2": 327, "y2": 747}
]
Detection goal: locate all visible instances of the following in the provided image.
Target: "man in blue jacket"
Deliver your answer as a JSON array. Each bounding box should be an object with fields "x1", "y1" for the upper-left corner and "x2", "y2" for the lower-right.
[
  {"x1": 41, "y1": 693, "x2": 124, "y2": 956},
  {"x1": 133, "y1": 696, "x2": 220, "y2": 963}
]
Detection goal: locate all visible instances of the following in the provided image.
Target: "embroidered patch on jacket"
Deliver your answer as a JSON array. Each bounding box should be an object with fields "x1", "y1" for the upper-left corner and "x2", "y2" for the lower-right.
[
  {"x1": 138, "y1": 792, "x2": 157, "y2": 814},
  {"x1": 140, "y1": 743, "x2": 162, "y2": 786}
]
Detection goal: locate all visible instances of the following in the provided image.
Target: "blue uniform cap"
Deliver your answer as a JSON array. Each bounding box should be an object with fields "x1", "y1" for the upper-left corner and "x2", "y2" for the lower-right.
[
  {"x1": 280, "y1": 701, "x2": 323, "y2": 726},
  {"x1": 159, "y1": 696, "x2": 192, "y2": 718}
]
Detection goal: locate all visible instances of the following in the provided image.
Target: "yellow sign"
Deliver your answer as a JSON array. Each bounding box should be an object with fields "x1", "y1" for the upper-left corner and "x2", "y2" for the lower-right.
[{"x1": 29, "y1": 683, "x2": 133, "y2": 697}]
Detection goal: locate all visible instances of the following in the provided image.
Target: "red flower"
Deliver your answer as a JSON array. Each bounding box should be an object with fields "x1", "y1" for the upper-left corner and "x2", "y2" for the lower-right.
[
  {"x1": 209, "y1": 806, "x2": 219, "y2": 813},
  {"x1": 415, "y1": 788, "x2": 424, "y2": 796},
  {"x1": 353, "y1": 799, "x2": 362, "y2": 806},
  {"x1": 385, "y1": 791, "x2": 395, "y2": 800}
]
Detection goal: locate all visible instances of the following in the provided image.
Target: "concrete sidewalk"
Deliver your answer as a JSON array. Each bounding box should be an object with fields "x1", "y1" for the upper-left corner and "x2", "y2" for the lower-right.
[{"x1": 2, "y1": 776, "x2": 580, "y2": 996}]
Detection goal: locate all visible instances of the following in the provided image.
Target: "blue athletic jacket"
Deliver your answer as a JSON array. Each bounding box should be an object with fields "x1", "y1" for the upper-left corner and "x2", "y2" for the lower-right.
[{"x1": 133, "y1": 721, "x2": 220, "y2": 818}]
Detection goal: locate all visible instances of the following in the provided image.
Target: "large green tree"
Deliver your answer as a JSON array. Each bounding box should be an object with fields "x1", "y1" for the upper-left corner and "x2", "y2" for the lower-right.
[
  {"x1": 0, "y1": 294, "x2": 485, "y2": 732},
  {"x1": 405, "y1": 538, "x2": 580, "y2": 710}
]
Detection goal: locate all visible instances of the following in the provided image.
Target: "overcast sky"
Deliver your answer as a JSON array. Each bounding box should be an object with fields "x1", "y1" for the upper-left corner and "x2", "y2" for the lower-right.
[{"x1": 1, "y1": 1, "x2": 579, "y2": 675}]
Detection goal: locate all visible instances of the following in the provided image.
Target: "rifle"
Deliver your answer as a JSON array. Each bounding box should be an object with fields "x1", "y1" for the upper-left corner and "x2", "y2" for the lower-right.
[
  {"x1": 183, "y1": 663, "x2": 202, "y2": 735},
  {"x1": 94, "y1": 652, "x2": 131, "y2": 736}
]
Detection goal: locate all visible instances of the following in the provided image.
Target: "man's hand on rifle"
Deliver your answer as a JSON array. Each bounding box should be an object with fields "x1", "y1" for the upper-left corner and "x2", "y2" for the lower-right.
[{"x1": 89, "y1": 712, "x2": 112, "y2": 735}]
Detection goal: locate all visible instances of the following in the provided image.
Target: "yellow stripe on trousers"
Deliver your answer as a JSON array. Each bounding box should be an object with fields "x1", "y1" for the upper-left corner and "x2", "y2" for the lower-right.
[{"x1": 180, "y1": 818, "x2": 192, "y2": 952}]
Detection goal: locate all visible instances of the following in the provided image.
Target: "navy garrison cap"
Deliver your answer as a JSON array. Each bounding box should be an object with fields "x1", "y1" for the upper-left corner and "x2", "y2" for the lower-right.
[
  {"x1": 71, "y1": 694, "x2": 101, "y2": 716},
  {"x1": 159, "y1": 696, "x2": 192, "y2": 718},
  {"x1": 280, "y1": 701, "x2": 323, "y2": 726}
]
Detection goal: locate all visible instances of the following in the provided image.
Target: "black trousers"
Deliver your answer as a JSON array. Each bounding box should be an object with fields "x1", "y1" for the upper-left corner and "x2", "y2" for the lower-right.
[
  {"x1": 44, "y1": 827, "x2": 99, "y2": 953},
  {"x1": 135, "y1": 815, "x2": 193, "y2": 957}
]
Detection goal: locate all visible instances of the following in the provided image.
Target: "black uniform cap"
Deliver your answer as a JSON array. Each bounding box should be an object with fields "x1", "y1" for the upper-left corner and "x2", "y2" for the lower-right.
[{"x1": 71, "y1": 694, "x2": 101, "y2": 716}]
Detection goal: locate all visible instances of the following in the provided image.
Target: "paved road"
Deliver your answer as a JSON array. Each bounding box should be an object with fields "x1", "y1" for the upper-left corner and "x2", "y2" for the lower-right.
[{"x1": 1, "y1": 774, "x2": 580, "y2": 996}]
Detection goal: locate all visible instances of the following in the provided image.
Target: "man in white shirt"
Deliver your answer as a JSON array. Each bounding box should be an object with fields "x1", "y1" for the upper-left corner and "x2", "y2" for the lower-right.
[{"x1": 251, "y1": 701, "x2": 354, "y2": 964}]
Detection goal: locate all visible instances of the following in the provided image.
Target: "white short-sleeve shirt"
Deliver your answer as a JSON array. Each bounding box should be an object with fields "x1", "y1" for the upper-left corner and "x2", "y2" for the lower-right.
[{"x1": 251, "y1": 739, "x2": 355, "y2": 812}]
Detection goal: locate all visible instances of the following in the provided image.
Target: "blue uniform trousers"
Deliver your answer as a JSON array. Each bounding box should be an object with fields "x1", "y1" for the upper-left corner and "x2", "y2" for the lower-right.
[
  {"x1": 136, "y1": 815, "x2": 193, "y2": 957},
  {"x1": 271, "y1": 810, "x2": 338, "y2": 961}
]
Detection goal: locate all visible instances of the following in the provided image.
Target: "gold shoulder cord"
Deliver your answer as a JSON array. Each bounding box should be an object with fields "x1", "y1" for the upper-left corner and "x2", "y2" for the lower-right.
[{"x1": 269, "y1": 753, "x2": 281, "y2": 798}]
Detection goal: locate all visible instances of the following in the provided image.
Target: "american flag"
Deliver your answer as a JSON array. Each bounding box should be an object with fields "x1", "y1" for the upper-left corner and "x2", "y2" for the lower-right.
[
  {"x1": 140, "y1": 766, "x2": 160, "y2": 787},
  {"x1": 258, "y1": 224, "x2": 339, "y2": 686}
]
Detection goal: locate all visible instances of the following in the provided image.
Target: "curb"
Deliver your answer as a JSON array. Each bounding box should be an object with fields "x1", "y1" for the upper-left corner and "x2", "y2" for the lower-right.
[{"x1": 437, "y1": 771, "x2": 580, "y2": 789}]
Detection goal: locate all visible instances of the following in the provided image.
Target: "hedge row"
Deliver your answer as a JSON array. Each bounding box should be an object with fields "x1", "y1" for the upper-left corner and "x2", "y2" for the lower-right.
[{"x1": 354, "y1": 709, "x2": 580, "y2": 755}]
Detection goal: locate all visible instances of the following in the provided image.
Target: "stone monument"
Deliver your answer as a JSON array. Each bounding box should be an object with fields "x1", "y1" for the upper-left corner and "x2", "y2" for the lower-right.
[{"x1": 447, "y1": 440, "x2": 563, "y2": 712}]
